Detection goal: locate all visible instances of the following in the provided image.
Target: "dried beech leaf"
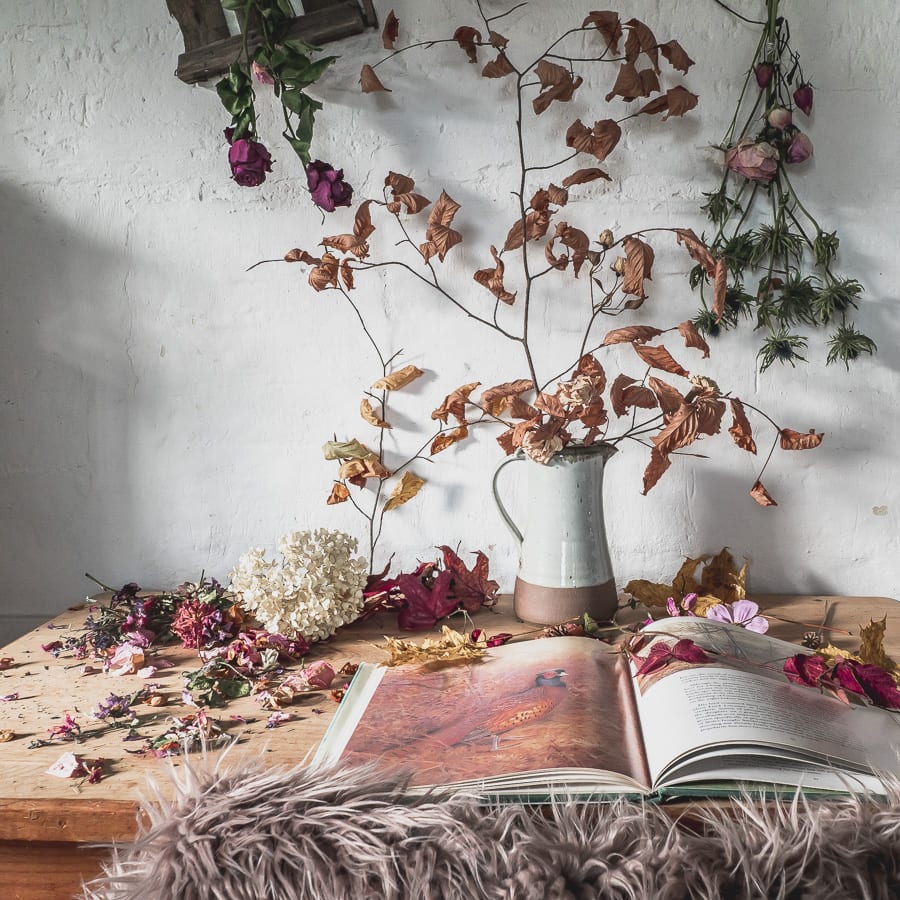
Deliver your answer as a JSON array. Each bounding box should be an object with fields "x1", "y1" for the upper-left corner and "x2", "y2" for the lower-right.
[
  {"x1": 696, "y1": 396, "x2": 725, "y2": 436},
  {"x1": 353, "y1": 200, "x2": 375, "y2": 240},
  {"x1": 535, "y1": 391, "x2": 567, "y2": 419},
  {"x1": 489, "y1": 31, "x2": 508, "y2": 49},
  {"x1": 583, "y1": 10, "x2": 622, "y2": 52},
  {"x1": 383, "y1": 626, "x2": 485, "y2": 667},
  {"x1": 749, "y1": 480, "x2": 778, "y2": 507},
  {"x1": 285, "y1": 249, "x2": 320, "y2": 265},
  {"x1": 338, "y1": 456, "x2": 390, "y2": 482},
  {"x1": 321, "y1": 232, "x2": 369, "y2": 259},
  {"x1": 638, "y1": 86, "x2": 699, "y2": 120},
  {"x1": 496, "y1": 429, "x2": 516, "y2": 455},
  {"x1": 326, "y1": 482, "x2": 350, "y2": 505},
  {"x1": 384, "y1": 471, "x2": 425, "y2": 511},
  {"x1": 779, "y1": 428, "x2": 824, "y2": 450},
  {"x1": 659, "y1": 39, "x2": 694, "y2": 73},
  {"x1": 674, "y1": 229, "x2": 716, "y2": 276},
  {"x1": 550, "y1": 222, "x2": 589, "y2": 276},
  {"x1": 652, "y1": 401, "x2": 699, "y2": 455},
  {"x1": 382, "y1": 9, "x2": 399, "y2": 49},
  {"x1": 610, "y1": 374, "x2": 637, "y2": 417},
  {"x1": 648, "y1": 376, "x2": 684, "y2": 417},
  {"x1": 360, "y1": 63, "x2": 391, "y2": 93},
  {"x1": 322, "y1": 438, "x2": 372, "y2": 460},
  {"x1": 432, "y1": 382, "x2": 480, "y2": 424},
  {"x1": 603, "y1": 325, "x2": 663, "y2": 345},
  {"x1": 503, "y1": 209, "x2": 552, "y2": 251},
  {"x1": 430, "y1": 423, "x2": 469, "y2": 455},
  {"x1": 371, "y1": 364, "x2": 424, "y2": 392},
  {"x1": 621, "y1": 384, "x2": 657, "y2": 414},
  {"x1": 453, "y1": 25, "x2": 482, "y2": 63},
  {"x1": 561, "y1": 167, "x2": 611, "y2": 188},
  {"x1": 507, "y1": 395, "x2": 540, "y2": 419},
  {"x1": 474, "y1": 245, "x2": 516, "y2": 304},
  {"x1": 678, "y1": 320, "x2": 710, "y2": 358},
  {"x1": 634, "y1": 343, "x2": 689, "y2": 378},
  {"x1": 575, "y1": 353, "x2": 605, "y2": 381},
  {"x1": 308, "y1": 252, "x2": 339, "y2": 291},
  {"x1": 622, "y1": 236, "x2": 655, "y2": 299},
  {"x1": 624, "y1": 18, "x2": 659, "y2": 72},
  {"x1": 672, "y1": 556, "x2": 705, "y2": 596},
  {"x1": 642, "y1": 448, "x2": 671, "y2": 494},
  {"x1": 533, "y1": 59, "x2": 584, "y2": 114},
  {"x1": 420, "y1": 190, "x2": 462, "y2": 262},
  {"x1": 713, "y1": 258, "x2": 727, "y2": 322},
  {"x1": 482, "y1": 52, "x2": 515, "y2": 78},
  {"x1": 547, "y1": 184, "x2": 569, "y2": 207},
  {"x1": 605, "y1": 61, "x2": 658, "y2": 103},
  {"x1": 565, "y1": 118, "x2": 622, "y2": 162},
  {"x1": 340, "y1": 259, "x2": 355, "y2": 290},
  {"x1": 360, "y1": 398, "x2": 390, "y2": 429},
  {"x1": 388, "y1": 193, "x2": 431, "y2": 215},
  {"x1": 385, "y1": 172, "x2": 415, "y2": 195},
  {"x1": 480, "y1": 379, "x2": 535, "y2": 417},
  {"x1": 728, "y1": 398, "x2": 757, "y2": 454}
]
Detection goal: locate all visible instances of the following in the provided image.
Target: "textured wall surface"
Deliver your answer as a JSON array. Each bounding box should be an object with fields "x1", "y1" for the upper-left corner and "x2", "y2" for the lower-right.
[{"x1": 2, "y1": 0, "x2": 899, "y2": 642}]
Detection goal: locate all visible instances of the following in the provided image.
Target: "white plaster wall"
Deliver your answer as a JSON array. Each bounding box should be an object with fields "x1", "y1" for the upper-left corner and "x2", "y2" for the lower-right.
[{"x1": 2, "y1": 0, "x2": 898, "y2": 642}]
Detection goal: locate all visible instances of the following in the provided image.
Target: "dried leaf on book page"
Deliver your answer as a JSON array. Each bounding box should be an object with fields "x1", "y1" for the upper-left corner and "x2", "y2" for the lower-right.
[{"x1": 381, "y1": 626, "x2": 486, "y2": 667}]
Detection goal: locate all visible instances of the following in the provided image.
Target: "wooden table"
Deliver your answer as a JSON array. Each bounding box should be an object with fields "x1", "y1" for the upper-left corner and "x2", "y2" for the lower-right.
[{"x1": 0, "y1": 594, "x2": 897, "y2": 899}]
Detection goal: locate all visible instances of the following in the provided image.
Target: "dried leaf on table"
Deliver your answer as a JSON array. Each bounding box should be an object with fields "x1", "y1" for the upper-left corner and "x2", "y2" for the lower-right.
[
  {"x1": 859, "y1": 617, "x2": 898, "y2": 674},
  {"x1": 623, "y1": 578, "x2": 674, "y2": 608},
  {"x1": 384, "y1": 472, "x2": 425, "y2": 511},
  {"x1": 381, "y1": 625, "x2": 485, "y2": 667},
  {"x1": 371, "y1": 364, "x2": 424, "y2": 391},
  {"x1": 439, "y1": 545, "x2": 500, "y2": 612}
]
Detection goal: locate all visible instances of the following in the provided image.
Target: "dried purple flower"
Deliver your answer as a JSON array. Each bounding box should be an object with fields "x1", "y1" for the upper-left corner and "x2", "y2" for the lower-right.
[
  {"x1": 228, "y1": 138, "x2": 273, "y2": 188},
  {"x1": 754, "y1": 63, "x2": 773, "y2": 88},
  {"x1": 306, "y1": 160, "x2": 354, "y2": 212},
  {"x1": 793, "y1": 83, "x2": 814, "y2": 116}
]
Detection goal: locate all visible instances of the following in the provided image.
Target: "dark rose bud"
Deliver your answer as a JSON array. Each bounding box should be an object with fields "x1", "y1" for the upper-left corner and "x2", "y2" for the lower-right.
[
  {"x1": 767, "y1": 106, "x2": 792, "y2": 130},
  {"x1": 228, "y1": 138, "x2": 273, "y2": 187},
  {"x1": 754, "y1": 63, "x2": 773, "y2": 89},
  {"x1": 306, "y1": 160, "x2": 354, "y2": 212},
  {"x1": 785, "y1": 132, "x2": 813, "y2": 164},
  {"x1": 794, "y1": 83, "x2": 814, "y2": 116}
]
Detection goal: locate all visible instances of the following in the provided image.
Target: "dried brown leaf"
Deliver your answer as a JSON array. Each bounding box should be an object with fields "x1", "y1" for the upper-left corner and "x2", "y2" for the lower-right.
[
  {"x1": 371, "y1": 364, "x2": 424, "y2": 391},
  {"x1": 383, "y1": 471, "x2": 425, "y2": 511},
  {"x1": 728, "y1": 398, "x2": 757, "y2": 454},
  {"x1": 383, "y1": 626, "x2": 485, "y2": 667},
  {"x1": 623, "y1": 578, "x2": 673, "y2": 608},
  {"x1": 496, "y1": 428, "x2": 516, "y2": 455},
  {"x1": 340, "y1": 259, "x2": 355, "y2": 290},
  {"x1": 624, "y1": 18, "x2": 659, "y2": 72},
  {"x1": 674, "y1": 228, "x2": 716, "y2": 276},
  {"x1": 547, "y1": 184, "x2": 569, "y2": 206},
  {"x1": 432, "y1": 381, "x2": 480, "y2": 424},
  {"x1": 453, "y1": 25, "x2": 482, "y2": 63},
  {"x1": 575, "y1": 353, "x2": 605, "y2": 381},
  {"x1": 326, "y1": 482, "x2": 350, "y2": 505},
  {"x1": 360, "y1": 63, "x2": 391, "y2": 93},
  {"x1": 474, "y1": 245, "x2": 516, "y2": 304},
  {"x1": 678, "y1": 320, "x2": 710, "y2": 358},
  {"x1": 583, "y1": 10, "x2": 622, "y2": 52},
  {"x1": 382, "y1": 9, "x2": 399, "y2": 49},
  {"x1": 323, "y1": 439, "x2": 372, "y2": 460},
  {"x1": 482, "y1": 52, "x2": 515, "y2": 78},
  {"x1": 638, "y1": 86, "x2": 698, "y2": 120},
  {"x1": 779, "y1": 428, "x2": 824, "y2": 450},
  {"x1": 533, "y1": 59, "x2": 584, "y2": 114},
  {"x1": 749, "y1": 480, "x2": 778, "y2": 507},
  {"x1": 561, "y1": 167, "x2": 611, "y2": 188},
  {"x1": 648, "y1": 376, "x2": 684, "y2": 417},
  {"x1": 605, "y1": 61, "x2": 659, "y2": 103},
  {"x1": 634, "y1": 343, "x2": 689, "y2": 378},
  {"x1": 308, "y1": 253, "x2": 339, "y2": 291},
  {"x1": 480, "y1": 379, "x2": 535, "y2": 416},
  {"x1": 360, "y1": 398, "x2": 390, "y2": 429},
  {"x1": 579, "y1": 400, "x2": 608, "y2": 428},
  {"x1": 696, "y1": 396, "x2": 725, "y2": 436},
  {"x1": 659, "y1": 39, "x2": 694, "y2": 73},
  {"x1": 535, "y1": 391, "x2": 567, "y2": 419},
  {"x1": 603, "y1": 325, "x2": 663, "y2": 345},
  {"x1": 387, "y1": 193, "x2": 431, "y2": 215},
  {"x1": 554, "y1": 222, "x2": 589, "y2": 276},
  {"x1": 642, "y1": 448, "x2": 671, "y2": 494},
  {"x1": 338, "y1": 456, "x2": 390, "y2": 482},
  {"x1": 622, "y1": 236, "x2": 655, "y2": 299},
  {"x1": 651, "y1": 401, "x2": 699, "y2": 455},
  {"x1": 430, "y1": 423, "x2": 469, "y2": 455},
  {"x1": 610, "y1": 374, "x2": 637, "y2": 417},
  {"x1": 565, "y1": 118, "x2": 622, "y2": 162},
  {"x1": 420, "y1": 190, "x2": 462, "y2": 262},
  {"x1": 285, "y1": 248, "x2": 319, "y2": 265},
  {"x1": 385, "y1": 172, "x2": 415, "y2": 195},
  {"x1": 489, "y1": 31, "x2": 508, "y2": 49},
  {"x1": 321, "y1": 232, "x2": 369, "y2": 259},
  {"x1": 859, "y1": 618, "x2": 897, "y2": 673},
  {"x1": 503, "y1": 210, "x2": 552, "y2": 252}
]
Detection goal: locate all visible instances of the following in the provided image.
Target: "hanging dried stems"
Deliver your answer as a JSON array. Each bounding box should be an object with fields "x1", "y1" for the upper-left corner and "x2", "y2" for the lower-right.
[
  {"x1": 264, "y1": 1, "x2": 824, "y2": 517},
  {"x1": 694, "y1": 0, "x2": 876, "y2": 370}
]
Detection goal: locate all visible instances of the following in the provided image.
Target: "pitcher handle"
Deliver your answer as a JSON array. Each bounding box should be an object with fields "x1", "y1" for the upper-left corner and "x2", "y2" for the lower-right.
[{"x1": 491, "y1": 452, "x2": 525, "y2": 546}]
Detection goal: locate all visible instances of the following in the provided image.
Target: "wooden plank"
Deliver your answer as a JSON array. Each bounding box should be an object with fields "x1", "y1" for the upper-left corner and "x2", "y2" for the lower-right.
[
  {"x1": 165, "y1": 0, "x2": 230, "y2": 52},
  {"x1": 0, "y1": 840, "x2": 109, "y2": 900},
  {"x1": 174, "y1": 2, "x2": 371, "y2": 84}
]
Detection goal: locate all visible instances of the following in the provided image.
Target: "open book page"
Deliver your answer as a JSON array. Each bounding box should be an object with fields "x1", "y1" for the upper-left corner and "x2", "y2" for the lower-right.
[
  {"x1": 631, "y1": 618, "x2": 900, "y2": 793},
  {"x1": 314, "y1": 635, "x2": 649, "y2": 793}
]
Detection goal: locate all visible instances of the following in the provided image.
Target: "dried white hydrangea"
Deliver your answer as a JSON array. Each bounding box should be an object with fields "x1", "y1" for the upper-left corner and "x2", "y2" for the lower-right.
[{"x1": 229, "y1": 529, "x2": 368, "y2": 641}]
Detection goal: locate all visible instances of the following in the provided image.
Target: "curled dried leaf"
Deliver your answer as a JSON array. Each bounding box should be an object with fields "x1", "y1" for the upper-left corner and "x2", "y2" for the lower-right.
[
  {"x1": 382, "y1": 9, "x2": 399, "y2": 49},
  {"x1": 565, "y1": 118, "x2": 622, "y2": 162},
  {"x1": 622, "y1": 236, "x2": 655, "y2": 299},
  {"x1": 651, "y1": 401, "x2": 699, "y2": 455},
  {"x1": 728, "y1": 399, "x2": 757, "y2": 454},
  {"x1": 432, "y1": 382, "x2": 480, "y2": 424},
  {"x1": 382, "y1": 626, "x2": 485, "y2": 667},
  {"x1": 420, "y1": 191, "x2": 462, "y2": 262},
  {"x1": 285, "y1": 249, "x2": 320, "y2": 265},
  {"x1": 546, "y1": 222, "x2": 589, "y2": 276},
  {"x1": 638, "y1": 86, "x2": 699, "y2": 120},
  {"x1": 605, "y1": 61, "x2": 659, "y2": 103},
  {"x1": 713, "y1": 258, "x2": 727, "y2": 322},
  {"x1": 326, "y1": 482, "x2": 350, "y2": 505},
  {"x1": 583, "y1": 10, "x2": 622, "y2": 51},
  {"x1": 482, "y1": 52, "x2": 515, "y2": 79},
  {"x1": 678, "y1": 321, "x2": 710, "y2": 358},
  {"x1": 674, "y1": 229, "x2": 716, "y2": 276},
  {"x1": 360, "y1": 398, "x2": 390, "y2": 429},
  {"x1": 749, "y1": 480, "x2": 778, "y2": 507},
  {"x1": 561, "y1": 167, "x2": 611, "y2": 188},
  {"x1": 779, "y1": 428, "x2": 824, "y2": 450},
  {"x1": 603, "y1": 325, "x2": 663, "y2": 345},
  {"x1": 648, "y1": 376, "x2": 684, "y2": 417},
  {"x1": 385, "y1": 172, "x2": 415, "y2": 195},
  {"x1": 453, "y1": 25, "x2": 482, "y2": 63},
  {"x1": 474, "y1": 245, "x2": 516, "y2": 304},
  {"x1": 371, "y1": 364, "x2": 424, "y2": 391},
  {"x1": 323, "y1": 439, "x2": 372, "y2": 460},
  {"x1": 338, "y1": 456, "x2": 390, "y2": 482},
  {"x1": 624, "y1": 18, "x2": 659, "y2": 72},
  {"x1": 431, "y1": 423, "x2": 469, "y2": 455},
  {"x1": 384, "y1": 471, "x2": 425, "y2": 511},
  {"x1": 360, "y1": 63, "x2": 391, "y2": 93},
  {"x1": 480, "y1": 379, "x2": 535, "y2": 416},
  {"x1": 340, "y1": 260, "x2": 354, "y2": 290},
  {"x1": 859, "y1": 618, "x2": 897, "y2": 673},
  {"x1": 659, "y1": 39, "x2": 694, "y2": 73},
  {"x1": 642, "y1": 448, "x2": 671, "y2": 494},
  {"x1": 533, "y1": 59, "x2": 584, "y2": 114},
  {"x1": 309, "y1": 253, "x2": 339, "y2": 292},
  {"x1": 633, "y1": 343, "x2": 690, "y2": 378}
]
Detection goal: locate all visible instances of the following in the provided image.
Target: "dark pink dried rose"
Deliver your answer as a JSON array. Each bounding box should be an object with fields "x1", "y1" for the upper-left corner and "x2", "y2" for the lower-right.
[
  {"x1": 724, "y1": 138, "x2": 779, "y2": 182},
  {"x1": 794, "y1": 83, "x2": 814, "y2": 116},
  {"x1": 767, "y1": 106, "x2": 792, "y2": 130},
  {"x1": 786, "y1": 132, "x2": 813, "y2": 164},
  {"x1": 833, "y1": 659, "x2": 900, "y2": 710},
  {"x1": 228, "y1": 139, "x2": 273, "y2": 187},
  {"x1": 783, "y1": 652, "x2": 828, "y2": 687},
  {"x1": 306, "y1": 160, "x2": 354, "y2": 212},
  {"x1": 754, "y1": 64, "x2": 773, "y2": 89}
]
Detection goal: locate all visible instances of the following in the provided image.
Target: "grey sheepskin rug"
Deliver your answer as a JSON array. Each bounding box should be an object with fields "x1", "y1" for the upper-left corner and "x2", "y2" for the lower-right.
[{"x1": 81, "y1": 752, "x2": 900, "y2": 900}]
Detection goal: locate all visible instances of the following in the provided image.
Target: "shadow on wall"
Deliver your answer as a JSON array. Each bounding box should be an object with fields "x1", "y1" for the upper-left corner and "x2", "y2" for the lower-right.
[{"x1": 0, "y1": 181, "x2": 136, "y2": 638}]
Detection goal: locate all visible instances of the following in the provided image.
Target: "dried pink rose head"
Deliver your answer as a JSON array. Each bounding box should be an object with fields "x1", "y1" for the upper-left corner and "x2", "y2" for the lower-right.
[
  {"x1": 724, "y1": 138, "x2": 779, "y2": 183},
  {"x1": 306, "y1": 160, "x2": 354, "y2": 212},
  {"x1": 786, "y1": 132, "x2": 813, "y2": 164},
  {"x1": 754, "y1": 63, "x2": 773, "y2": 89},
  {"x1": 767, "y1": 106, "x2": 792, "y2": 130},
  {"x1": 794, "y1": 83, "x2": 814, "y2": 116},
  {"x1": 228, "y1": 138, "x2": 273, "y2": 187}
]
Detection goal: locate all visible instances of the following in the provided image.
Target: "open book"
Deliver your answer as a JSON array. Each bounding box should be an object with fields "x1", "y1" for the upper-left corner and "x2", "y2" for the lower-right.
[{"x1": 313, "y1": 617, "x2": 900, "y2": 800}]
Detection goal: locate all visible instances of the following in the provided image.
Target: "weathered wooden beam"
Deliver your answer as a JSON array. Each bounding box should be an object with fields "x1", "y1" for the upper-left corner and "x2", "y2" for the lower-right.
[
  {"x1": 166, "y1": 0, "x2": 230, "y2": 52},
  {"x1": 173, "y1": 2, "x2": 376, "y2": 85}
]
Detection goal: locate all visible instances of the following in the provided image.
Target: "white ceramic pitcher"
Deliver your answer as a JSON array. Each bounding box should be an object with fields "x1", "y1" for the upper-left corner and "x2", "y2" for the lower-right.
[{"x1": 491, "y1": 443, "x2": 618, "y2": 625}]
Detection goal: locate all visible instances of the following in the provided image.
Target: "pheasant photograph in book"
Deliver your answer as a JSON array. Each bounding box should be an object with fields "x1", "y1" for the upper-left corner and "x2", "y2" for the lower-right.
[{"x1": 314, "y1": 619, "x2": 900, "y2": 801}]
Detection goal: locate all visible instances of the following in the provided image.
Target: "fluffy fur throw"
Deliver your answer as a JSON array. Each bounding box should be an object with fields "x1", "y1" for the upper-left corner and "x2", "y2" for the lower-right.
[{"x1": 81, "y1": 753, "x2": 900, "y2": 900}]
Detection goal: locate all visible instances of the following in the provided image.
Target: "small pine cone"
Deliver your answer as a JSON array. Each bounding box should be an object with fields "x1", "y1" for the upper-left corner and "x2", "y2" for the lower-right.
[
  {"x1": 801, "y1": 630, "x2": 822, "y2": 650},
  {"x1": 539, "y1": 622, "x2": 586, "y2": 639}
]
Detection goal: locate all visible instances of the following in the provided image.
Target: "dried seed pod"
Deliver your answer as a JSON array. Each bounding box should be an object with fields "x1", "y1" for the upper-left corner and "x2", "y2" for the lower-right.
[{"x1": 598, "y1": 228, "x2": 614, "y2": 248}]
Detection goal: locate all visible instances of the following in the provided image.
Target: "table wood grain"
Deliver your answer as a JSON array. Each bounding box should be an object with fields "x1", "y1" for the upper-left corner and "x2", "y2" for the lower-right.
[{"x1": 0, "y1": 593, "x2": 896, "y2": 898}]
